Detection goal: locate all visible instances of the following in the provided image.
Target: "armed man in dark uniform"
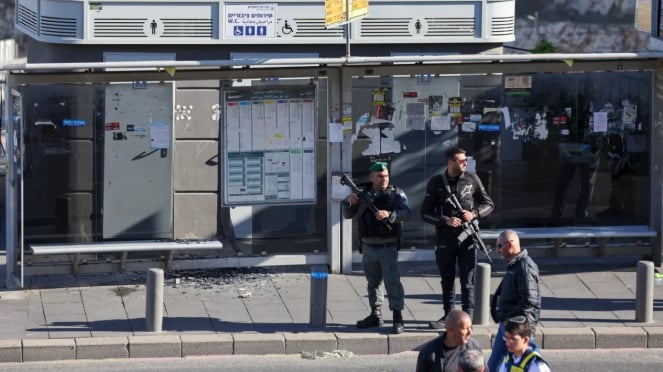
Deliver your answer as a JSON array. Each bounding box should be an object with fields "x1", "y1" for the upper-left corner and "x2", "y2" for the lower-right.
[
  {"x1": 421, "y1": 147, "x2": 494, "y2": 329},
  {"x1": 342, "y1": 161, "x2": 411, "y2": 334}
]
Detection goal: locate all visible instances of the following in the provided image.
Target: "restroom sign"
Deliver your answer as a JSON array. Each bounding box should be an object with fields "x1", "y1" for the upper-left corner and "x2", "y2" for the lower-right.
[
  {"x1": 143, "y1": 19, "x2": 164, "y2": 38},
  {"x1": 225, "y1": 3, "x2": 277, "y2": 39}
]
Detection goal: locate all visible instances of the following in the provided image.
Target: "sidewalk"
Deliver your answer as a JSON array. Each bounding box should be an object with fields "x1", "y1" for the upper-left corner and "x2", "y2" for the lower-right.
[{"x1": 1, "y1": 254, "x2": 663, "y2": 362}]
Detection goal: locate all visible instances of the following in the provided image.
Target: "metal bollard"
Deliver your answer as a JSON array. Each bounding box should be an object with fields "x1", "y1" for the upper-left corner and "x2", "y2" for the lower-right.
[
  {"x1": 309, "y1": 265, "x2": 328, "y2": 327},
  {"x1": 635, "y1": 260, "x2": 654, "y2": 323},
  {"x1": 146, "y1": 268, "x2": 164, "y2": 332},
  {"x1": 474, "y1": 262, "x2": 491, "y2": 326}
]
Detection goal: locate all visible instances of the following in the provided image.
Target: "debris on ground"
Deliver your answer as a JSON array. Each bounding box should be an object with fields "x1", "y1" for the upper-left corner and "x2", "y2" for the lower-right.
[
  {"x1": 300, "y1": 350, "x2": 354, "y2": 360},
  {"x1": 164, "y1": 267, "x2": 282, "y2": 293}
]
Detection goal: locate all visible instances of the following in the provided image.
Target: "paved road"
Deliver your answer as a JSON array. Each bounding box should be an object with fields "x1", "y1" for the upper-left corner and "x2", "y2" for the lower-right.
[{"x1": 1, "y1": 349, "x2": 663, "y2": 371}]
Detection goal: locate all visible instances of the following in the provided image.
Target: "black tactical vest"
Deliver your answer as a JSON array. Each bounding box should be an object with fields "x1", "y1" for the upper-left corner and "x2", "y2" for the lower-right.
[{"x1": 357, "y1": 186, "x2": 401, "y2": 240}]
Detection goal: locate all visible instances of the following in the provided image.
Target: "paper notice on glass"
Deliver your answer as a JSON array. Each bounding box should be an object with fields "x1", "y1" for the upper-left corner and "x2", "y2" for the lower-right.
[
  {"x1": 329, "y1": 122, "x2": 344, "y2": 143},
  {"x1": 593, "y1": 112, "x2": 608, "y2": 132},
  {"x1": 332, "y1": 175, "x2": 352, "y2": 200},
  {"x1": 466, "y1": 156, "x2": 476, "y2": 173},
  {"x1": 461, "y1": 121, "x2": 477, "y2": 132},
  {"x1": 501, "y1": 107, "x2": 511, "y2": 129},
  {"x1": 431, "y1": 115, "x2": 451, "y2": 131},
  {"x1": 405, "y1": 102, "x2": 426, "y2": 130},
  {"x1": 150, "y1": 122, "x2": 170, "y2": 149}
]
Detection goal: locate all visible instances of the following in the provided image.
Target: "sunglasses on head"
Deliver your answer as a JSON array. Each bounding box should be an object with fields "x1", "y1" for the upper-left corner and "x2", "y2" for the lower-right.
[{"x1": 508, "y1": 315, "x2": 527, "y2": 324}]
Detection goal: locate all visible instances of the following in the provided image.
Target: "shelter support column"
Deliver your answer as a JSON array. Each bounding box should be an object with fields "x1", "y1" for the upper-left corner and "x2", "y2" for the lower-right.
[
  {"x1": 328, "y1": 68, "x2": 345, "y2": 274},
  {"x1": 651, "y1": 63, "x2": 663, "y2": 267},
  {"x1": 340, "y1": 69, "x2": 354, "y2": 274}
]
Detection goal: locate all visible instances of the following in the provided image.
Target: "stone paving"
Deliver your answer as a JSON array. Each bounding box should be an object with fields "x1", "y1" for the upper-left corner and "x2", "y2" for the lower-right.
[{"x1": 1, "y1": 254, "x2": 663, "y2": 362}]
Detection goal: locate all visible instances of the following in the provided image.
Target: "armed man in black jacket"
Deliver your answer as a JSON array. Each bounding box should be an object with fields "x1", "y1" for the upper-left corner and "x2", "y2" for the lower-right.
[{"x1": 421, "y1": 147, "x2": 494, "y2": 329}]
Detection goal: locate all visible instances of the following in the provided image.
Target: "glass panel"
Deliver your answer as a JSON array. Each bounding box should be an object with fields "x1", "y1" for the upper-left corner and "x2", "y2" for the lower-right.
[
  {"x1": 349, "y1": 72, "x2": 651, "y2": 251},
  {"x1": 21, "y1": 83, "x2": 176, "y2": 244},
  {"x1": 21, "y1": 84, "x2": 98, "y2": 244}
]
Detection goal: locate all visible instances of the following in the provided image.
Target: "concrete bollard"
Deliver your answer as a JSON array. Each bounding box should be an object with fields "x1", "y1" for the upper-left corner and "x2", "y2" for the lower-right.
[
  {"x1": 635, "y1": 260, "x2": 654, "y2": 323},
  {"x1": 309, "y1": 265, "x2": 328, "y2": 327},
  {"x1": 474, "y1": 262, "x2": 491, "y2": 326},
  {"x1": 146, "y1": 268, "x2": 164, "y2": 332}
]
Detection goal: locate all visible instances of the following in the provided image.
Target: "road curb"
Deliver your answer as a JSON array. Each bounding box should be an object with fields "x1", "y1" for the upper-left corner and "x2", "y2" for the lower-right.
[
  {"x1": 2, "y1": 327, "x2": 663, "y2": 363},
  {"x1": 75, "y1": 336, "x2": 129, "y2": 360},
  {"x1": 0, "y1": 340, "x2": 21, "y2": 363},
  {"x1": 540, "y1": 327, "x2": 595, "y2": 349},
  {"x1": 22, "y1": 338, "x2": 75, "y2": 362},
  {"x1": 181, "y1": 334, "x2": 233, "y2": 357},
  {"x1": 643, "y1": 326, "x2": 663, "y2": 347},
  {"x1": 128, "y1": 335, "x2": 181, "y2": 358},
  {"x1": 593, "y1": 327, "x2": 647, "y2": 348}
]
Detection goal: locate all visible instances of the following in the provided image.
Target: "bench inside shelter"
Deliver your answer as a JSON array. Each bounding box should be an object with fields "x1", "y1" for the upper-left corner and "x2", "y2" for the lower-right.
[
  {"x1": 479, "y1": 225, "x2": 657, "y2": 258},
  {"x1": 27, "y1": 226, "x2": 658, "y2": 275},
  {"x1": 28, "y1": 240, "x2": 223, "y2": 273}
]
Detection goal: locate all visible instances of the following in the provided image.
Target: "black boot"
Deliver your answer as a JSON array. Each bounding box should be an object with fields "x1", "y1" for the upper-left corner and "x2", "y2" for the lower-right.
[
  {"x1": 392, "y1": 310, "x2": 404, "y2": 334},
  {"x1": 356, "y1": 307, "x2": 383, "y2": 328},
  {"x1": 429, "y1": 304, "x2": 451, "y2": 329},
  {"x1": 428, "y1": 314, "x2": 447, "y2": 329},
  {"x1": 463, "y1": 307, "x2": 474, "y2": 321}
]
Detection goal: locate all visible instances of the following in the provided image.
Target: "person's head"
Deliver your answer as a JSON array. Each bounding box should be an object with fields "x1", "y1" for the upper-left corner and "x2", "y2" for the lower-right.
[
  {"x1": 368, "y1": 161, "x2": 390, "y2": 191},
  {"x1": 496, "y1": 229, "x2": 521, "y2": 261},
  {"x1": 503, "y1": 316, "x2": 532, "y2": 356},
  {"x1": 446, "y1": 147, "x2": 467, "y2": 177},
  {"x1": 458, "y1": 349, "x2": 485, "y2": 372},
  {"x1": 443, "y1": 309, "x2": 473, "y2": 347}
]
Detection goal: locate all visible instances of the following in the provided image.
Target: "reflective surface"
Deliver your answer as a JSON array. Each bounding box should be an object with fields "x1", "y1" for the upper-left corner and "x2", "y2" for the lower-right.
[{"x1": 350, "y1": 73, "x2": 651, "y2": 250}]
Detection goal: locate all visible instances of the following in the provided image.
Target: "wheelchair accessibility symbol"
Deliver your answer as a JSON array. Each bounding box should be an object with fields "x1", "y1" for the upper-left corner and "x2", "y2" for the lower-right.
[
  {"x1": 279, "y1": 19, "x2": 296, "y2": 38},
  {"x1": 234, "y1": 26, "x2": 244, "y2": 36}
]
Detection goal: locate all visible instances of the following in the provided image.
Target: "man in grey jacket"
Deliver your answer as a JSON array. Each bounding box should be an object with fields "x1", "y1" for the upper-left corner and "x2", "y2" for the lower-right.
[
  {"x1": 416, "y1": 310, "x2": 484, "y2": 372},
  {"x1": 487, "y1": 229, "x2": 542, "y2": 372}
]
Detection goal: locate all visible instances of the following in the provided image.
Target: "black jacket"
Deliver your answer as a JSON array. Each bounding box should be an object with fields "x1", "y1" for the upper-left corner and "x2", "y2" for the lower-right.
[
  {"x1": 420, "y1": 171, "x2": 494, "y2": 236},
  {"x1": 416, "y1": 334, "x2": 482, "y2": 372},
  {"x1": 491, "y1": 249, "x2": 542, "y2": 334}
]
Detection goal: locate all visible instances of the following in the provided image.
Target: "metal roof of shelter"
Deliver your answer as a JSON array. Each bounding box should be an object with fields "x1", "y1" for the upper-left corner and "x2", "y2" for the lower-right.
[{"x1": 3, "y1": 52, "x2": 663, "y2": 72}]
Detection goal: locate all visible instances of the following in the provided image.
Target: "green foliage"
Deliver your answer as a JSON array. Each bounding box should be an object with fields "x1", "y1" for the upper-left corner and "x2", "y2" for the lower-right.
[{"x1": 531, "y1": 38, "x2": 557, "y2": 53}]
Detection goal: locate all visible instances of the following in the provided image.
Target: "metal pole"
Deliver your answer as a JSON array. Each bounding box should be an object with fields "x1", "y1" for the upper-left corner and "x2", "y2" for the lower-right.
[
  {"x1": 635, "y1": 260, "x2": 654, "y2": 323},
  {"x1": 474, "y1": 262, "x2": 491, "y2": 326},
  {"x1": 146, "y1": 268, "x2": 164, "y2": 332},
  {"x1": 309, "y1": 265, "x2": 328, "y2": 327}
]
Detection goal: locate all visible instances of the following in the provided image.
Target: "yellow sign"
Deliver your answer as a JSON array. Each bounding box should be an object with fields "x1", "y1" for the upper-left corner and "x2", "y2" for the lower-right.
[
  {"x1": 350, "y1": 0, "x2": 369, "y2": 19},
  {"x1": 325, "y1": 0, "x2": 346, "y2": 27},
  {"x1": 325, "y1": 0, "x2": 369, "y2": 28},
  {"x1": 635, "y1": 0, "x2": 652, "y2": 33}
]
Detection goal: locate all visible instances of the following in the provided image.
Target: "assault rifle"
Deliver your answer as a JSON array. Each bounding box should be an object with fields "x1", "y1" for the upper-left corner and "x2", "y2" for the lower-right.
[
  {"x1": 340, "y1": 174, "x2": 392, "y2": 231},
  {"x1": 445, "y1": 186, "x2": 491, "y2": 262}
]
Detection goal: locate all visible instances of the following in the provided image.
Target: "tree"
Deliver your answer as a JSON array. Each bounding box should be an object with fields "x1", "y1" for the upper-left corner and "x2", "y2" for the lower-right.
[{"x1": 531, "y1": 38, "x2": 557, "y2": 53}]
